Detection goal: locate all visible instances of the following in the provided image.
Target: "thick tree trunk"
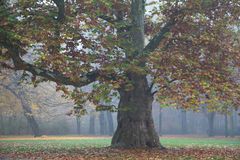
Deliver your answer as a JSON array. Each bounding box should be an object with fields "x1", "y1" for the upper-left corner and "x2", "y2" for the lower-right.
[
  {"x1": 99, "y1": 111, "x2": 107, "y2": 135},
  {"x1": 111, "y1": 74, "x2": 161, "y2": 148},
  {"x1": 89, "y1": 113, "x2": 95, "y2": 135},
  {"x1": 207, "y1": 112, "x2": 215, "y2": 137},
  {"x1": 106, "y1": 111, "x2": 114, "y2": 136},
  {"x1": 181, "y1": 109, "x2": 187, "y2": 134},
  {"x1": 112, "y1": 0, "x2": 161, "y2": 148}
]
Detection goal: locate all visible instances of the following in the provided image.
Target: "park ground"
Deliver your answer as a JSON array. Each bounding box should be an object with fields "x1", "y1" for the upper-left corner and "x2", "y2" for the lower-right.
[{"x1": 0, "y1": 135, "x2": 240, "y2": 160}]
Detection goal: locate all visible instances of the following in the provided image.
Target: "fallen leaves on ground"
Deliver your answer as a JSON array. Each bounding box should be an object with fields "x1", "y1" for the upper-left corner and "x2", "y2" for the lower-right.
[{"x1": 1, "y1": 147, "x2": 240, "y2": 160}]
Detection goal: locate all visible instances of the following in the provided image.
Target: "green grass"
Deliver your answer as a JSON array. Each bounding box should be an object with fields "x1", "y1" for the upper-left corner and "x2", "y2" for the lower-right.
[
  {"x1": 0, "y1": 137, "x2": 239, "y2": 153},
  {"x1": 160, "y1": 137, "x2": 240, "y2": 147}
]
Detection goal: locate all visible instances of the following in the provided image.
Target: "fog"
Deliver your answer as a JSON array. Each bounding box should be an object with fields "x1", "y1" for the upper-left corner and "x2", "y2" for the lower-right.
[{"x1": 0, "y1": 76, "x2": 239, "y2": 137}]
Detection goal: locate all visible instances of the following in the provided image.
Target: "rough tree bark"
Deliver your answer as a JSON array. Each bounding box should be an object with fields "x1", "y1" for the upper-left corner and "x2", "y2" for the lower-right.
[{"x1": 111, "y1": 73, "x2": 161, "y2": 148}]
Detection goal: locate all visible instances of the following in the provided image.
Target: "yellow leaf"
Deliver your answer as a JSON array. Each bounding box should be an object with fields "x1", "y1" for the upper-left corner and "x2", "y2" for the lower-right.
[{"x1": 31, "y1": 103, "x2": 39, "y2": 110}]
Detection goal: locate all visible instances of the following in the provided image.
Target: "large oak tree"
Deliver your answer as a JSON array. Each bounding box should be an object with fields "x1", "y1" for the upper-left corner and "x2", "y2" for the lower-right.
[{"x1": 1, "y1": 0, "x2": 240, "y2": 148}]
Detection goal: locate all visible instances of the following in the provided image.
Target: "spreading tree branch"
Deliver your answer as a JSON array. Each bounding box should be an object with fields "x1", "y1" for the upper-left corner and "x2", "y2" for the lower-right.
[
  {"x1": 151, "y1": 78, "x2": 177, "y2": 96},
  {"x1": 0, "y1": 83, "x2": 19, "y2": 98},
  {"x1": 143, "y1": 7, "x2": 191, "y2": 54},
  {"x1": 1, "y1": 31, "x2": 99, "y2": 87},
  {"x1": 143, "y1": 20, "x2": 176, "y2": 53},
  {"x1": 53, "y1": 0, "x2": 65, "y2": 21},
  {"x1": 98, "y1": 15, "x2": 116, "y2": 23}
]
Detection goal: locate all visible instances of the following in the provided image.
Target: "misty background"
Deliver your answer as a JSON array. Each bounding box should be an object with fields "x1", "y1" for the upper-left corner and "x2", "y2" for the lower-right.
[{"x1": 0, "y1": 72, "x2": 239, "y2": 137}]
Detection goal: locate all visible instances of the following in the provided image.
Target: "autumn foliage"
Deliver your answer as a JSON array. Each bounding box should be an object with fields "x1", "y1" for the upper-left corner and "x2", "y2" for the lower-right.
[{"x1": 0, "y1": 0, "x2": 240, "y2": 148}]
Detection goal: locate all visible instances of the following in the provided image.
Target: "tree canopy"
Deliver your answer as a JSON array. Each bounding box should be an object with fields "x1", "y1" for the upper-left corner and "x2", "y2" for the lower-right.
[
  {"x1": 1, "y1": 0, "x2": 240, "y2": 148},
  {"x1": 1, "y1": 0, "x2": 239, "y2": 111}
]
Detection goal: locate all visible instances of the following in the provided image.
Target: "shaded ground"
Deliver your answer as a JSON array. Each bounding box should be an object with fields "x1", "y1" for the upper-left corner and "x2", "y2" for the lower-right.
[
  {"x1": 1, "y1": 147, "x2": 240, "y2": 160},
  {"x1": 0, "y1": 136, "x2": 240, "y2": 159}
]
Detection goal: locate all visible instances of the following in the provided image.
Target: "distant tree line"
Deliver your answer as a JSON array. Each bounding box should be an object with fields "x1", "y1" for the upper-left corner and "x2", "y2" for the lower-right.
[{"x1": 1, "y1": 104, "x2": 239, "y2": 137}]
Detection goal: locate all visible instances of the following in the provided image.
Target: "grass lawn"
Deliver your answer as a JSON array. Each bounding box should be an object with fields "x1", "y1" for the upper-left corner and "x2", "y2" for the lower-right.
[{"x1": 0, "y1": 136, "x2": 240, "y2": 159}]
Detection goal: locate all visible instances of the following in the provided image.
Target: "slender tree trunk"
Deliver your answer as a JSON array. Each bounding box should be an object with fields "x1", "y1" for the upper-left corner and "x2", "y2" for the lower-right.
[
  {"x1": 181, "y1": 109, "x2": 187, "y2": 134},
  {"x1": 89, "y1": 113, "x2": 95, "y2": 135},
  {"x1": 111, "y1": 74, "x2": 161, "y2": 148},
  {"x1": 99, "y1": 111, "x2": 107, "y2": 135},
  {"x1": 17, "y1": 116, "x2": 22, "y2": 135},
  {"x1": 233, "y1": 109, "x2": 238, "y2": 135},
  {"x1": 24, "y1": 113, "x2": 41, "y2": 137},
  {"x1": 76, "y1": 116, "x2": 81, "y2": 134},
  {"x1": 12, "y1": 115, "x2": 18, "y2": 135},
  {"x1": 159, "y1": 106, "x2": 162, "y2": 136},
  {"x1": 106, "y1": 111, "x2": 114, "y2": 136},
  {"x1": 207, "y1": 112, "x2": 215, "y2": 137},
  {"x1": 224, "y1": 113, "x2": 228, "y2": 137},
  {"x1": 229, "y1": 109, "x2": 235, "y2": 137},
  {"x1": 0, "y1": 114, "x2": 4, "y2": 135},
  {"x1": 237, "y1": 111, "x2": 240, "y2": 135},
  {"x1": 7, "y1": 115, "x2": 14, "y2": 134}
]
